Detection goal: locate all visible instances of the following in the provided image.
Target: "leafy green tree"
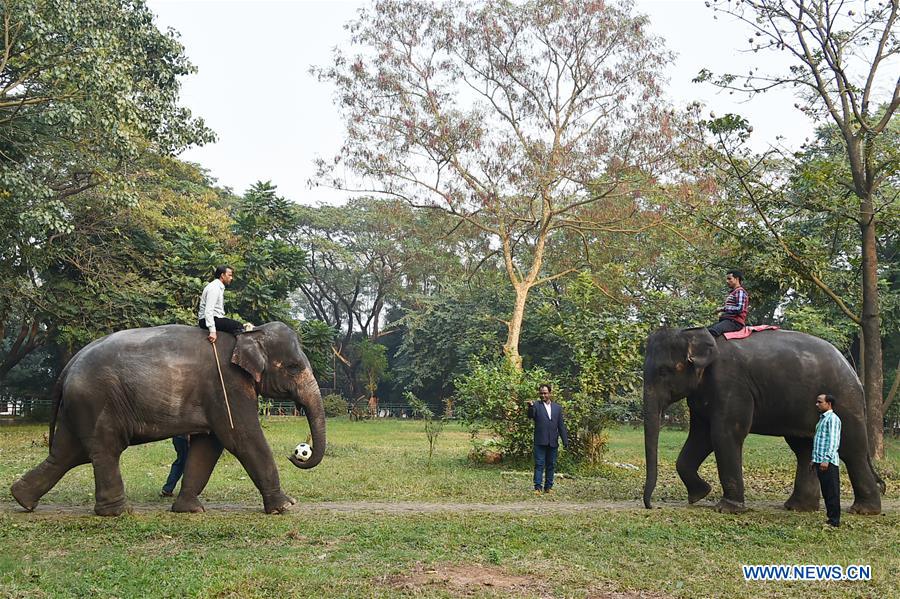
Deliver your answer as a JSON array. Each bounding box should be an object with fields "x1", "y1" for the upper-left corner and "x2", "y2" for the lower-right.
[
  {"x1": 229, "y1": 181, "x2": 307, "y2": 324},
  {"x1": 357, "y1": 338, "x2": 388, "y2": 402},
  {"x1": 700, "y1": 0, "x2": 900, "y2": 457},
  {"x1": 317, "y1": 0, "x2": 677, "y2": 369},
  {"x1": 0, "y1": 0, "x2": 213, "y2": 380}
]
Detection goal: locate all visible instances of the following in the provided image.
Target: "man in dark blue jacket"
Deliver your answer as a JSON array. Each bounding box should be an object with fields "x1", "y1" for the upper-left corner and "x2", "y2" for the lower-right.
[{"x1": 527, "y1": 384, "x2": 569, "y2": 494}]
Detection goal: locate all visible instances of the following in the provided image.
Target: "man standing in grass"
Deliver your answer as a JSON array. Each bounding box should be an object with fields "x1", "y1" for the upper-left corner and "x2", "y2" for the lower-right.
[
  {"x1": 812, "y1": 393, "x2": 842, "y2": 528},
  {"x1": 527, "y1": 384, "x2": 569, "y2": 494}
]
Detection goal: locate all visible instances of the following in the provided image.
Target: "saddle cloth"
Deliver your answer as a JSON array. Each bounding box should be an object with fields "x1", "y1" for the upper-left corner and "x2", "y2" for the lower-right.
[{"x1": 723, "y1": 324, "x2": 780, "y2": 340}]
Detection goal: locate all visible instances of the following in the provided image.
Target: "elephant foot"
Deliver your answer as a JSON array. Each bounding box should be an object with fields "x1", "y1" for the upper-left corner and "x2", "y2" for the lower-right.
[
  {"x1": 784, "y1": 497, "x2": 819, "y2": 512},
  {"x1": 264, "y1": 492, "x2": 296, "y2": 514},
  {"x1": 847, "y1": 501, "x2": 881, "y2": 515},
  {"x1": 714, "y1": 498, "x2": 748, "y2": 514},
  {"x1": 687, "y1": 482, "x2": 712, "y2": 504},
  {"x1": 94, "y1": 497, "x2": 128, "y2": 517},
  {"x1": 171, "y1": 495, "x2": 205, "y2": 513},
  {"x1": 10, "y1": 480, "x2": 38, "y2": 512}
]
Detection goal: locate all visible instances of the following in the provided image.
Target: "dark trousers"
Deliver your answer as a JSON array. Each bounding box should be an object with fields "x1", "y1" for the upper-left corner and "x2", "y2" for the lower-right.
[
  {"x1": 163, "y1": 435, "x2": 189, "y2": 494},
  {"x1": 198, "y1": 317, "x2": 244, "y2": 335},
  {"x1": 816, "y1": 463, "x2": 841, "y2": 526},
  {"x1": 533, "y1": 444, "x2": 559, "y2": 491},
  {"x1": 707, "y1": 318, "x2": 743, "y2": 337}
]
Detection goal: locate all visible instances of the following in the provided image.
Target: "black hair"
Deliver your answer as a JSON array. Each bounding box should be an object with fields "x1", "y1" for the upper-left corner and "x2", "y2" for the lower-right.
[
  {"x1": 214, "y1": 265, "x2": 233, "y2": 280},
  {"x1": 727, "y1": 269, "x2": 744, "y2": 283},
  {"x1": 538, "y1": 384, "x2": 552, "y2": 393},
  {"x1": 821, "y1": 393, "x2": 837, "y2": 407}
]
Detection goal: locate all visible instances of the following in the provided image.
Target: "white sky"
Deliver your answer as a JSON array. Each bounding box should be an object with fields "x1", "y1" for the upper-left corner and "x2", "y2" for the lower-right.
[{"x1": 148, "y1": 0, "x2": 818, "y2": 204}]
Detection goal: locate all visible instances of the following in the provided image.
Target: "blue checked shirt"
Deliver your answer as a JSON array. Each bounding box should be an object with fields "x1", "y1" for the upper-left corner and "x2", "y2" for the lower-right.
[{"x1": 812, "y1": 410, "x2": 841, "y2": 466}]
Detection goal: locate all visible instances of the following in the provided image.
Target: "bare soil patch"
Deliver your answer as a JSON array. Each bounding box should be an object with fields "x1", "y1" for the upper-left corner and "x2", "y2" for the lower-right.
[
  {"x1": 385, "y1": 563, "x2": 543, "y2": 597},
  {"x1": 383, "y1": 563, "x2": 674, "y2": 598}
]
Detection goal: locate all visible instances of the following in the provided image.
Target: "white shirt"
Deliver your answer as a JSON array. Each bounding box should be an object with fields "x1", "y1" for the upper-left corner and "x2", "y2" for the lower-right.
[
  {"x1": 198, "y1": 279, "x2": 225, "y2": 332},
  {"x1": 543, "y1": 401, "x2": 552, "y2": 419}
]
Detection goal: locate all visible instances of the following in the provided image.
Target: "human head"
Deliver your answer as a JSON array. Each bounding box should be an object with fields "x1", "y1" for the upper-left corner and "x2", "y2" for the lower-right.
[
  {"x1": 214, "y1": 265, "x2": 234, "y2": 285},
  {"x1": 815, "y1": 393, "x2": 836, "y2": 413},
  {"x1": 726, "y1": 269, "x2": 743, "y2": 289},
  {"x1": 538, "y1": 384, "x2": 552, "y2": 402}
]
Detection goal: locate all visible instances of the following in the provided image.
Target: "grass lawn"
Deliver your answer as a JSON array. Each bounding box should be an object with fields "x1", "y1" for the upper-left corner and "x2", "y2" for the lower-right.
[{"x1": 1, "y1": 418, "x2": 898, "y2": 598}]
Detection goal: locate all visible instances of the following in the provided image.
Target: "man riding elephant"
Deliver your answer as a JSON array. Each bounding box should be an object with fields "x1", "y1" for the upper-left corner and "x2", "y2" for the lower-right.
[{"x1": 707, "y1": 269, "x2": 749, "y2": 337}]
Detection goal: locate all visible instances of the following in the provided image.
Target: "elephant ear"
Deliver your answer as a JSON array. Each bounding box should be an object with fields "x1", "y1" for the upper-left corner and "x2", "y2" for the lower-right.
[
  {"x1": 232, "y1": 333, "x2": 266, "y2": 383},
  {"x1": 685, "y1": 329, "x2": 718, "y2": 369}
]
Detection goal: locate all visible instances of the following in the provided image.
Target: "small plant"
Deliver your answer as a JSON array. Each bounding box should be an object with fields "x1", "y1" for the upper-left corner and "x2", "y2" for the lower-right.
[
  {"x1": 322, "y1": 393, "x2": 348, "y2": 418},
  {"x1": 405, "y1": 391, "x2": 445, "y2": 469}
]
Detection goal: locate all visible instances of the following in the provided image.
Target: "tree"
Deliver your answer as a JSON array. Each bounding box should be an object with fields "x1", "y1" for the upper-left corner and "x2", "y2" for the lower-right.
[
  {"x1": 0, "y1": 0, "x2": 213, "y2": 380},
  {"x1": 317, "y1": 0, "x2": 676, "y2": 369},
  {"x1": 700, "y1": 0, "x2": 900, "y2": 457},
  {"x1": 229, "y1": 181, "x2": 307, "y2": 324}
]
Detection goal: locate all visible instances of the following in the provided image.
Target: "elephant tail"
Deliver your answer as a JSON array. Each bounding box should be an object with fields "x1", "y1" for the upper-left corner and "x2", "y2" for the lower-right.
[
  {"x1": 47, "y1": 371, "x2": 65, "y2": 451},
  {"x1": 868, "y1": 452, "x2": 886, "y2": 496}
]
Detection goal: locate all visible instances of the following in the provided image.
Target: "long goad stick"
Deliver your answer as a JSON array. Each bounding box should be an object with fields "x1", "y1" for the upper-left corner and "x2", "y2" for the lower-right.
[{"x1": 211, "y1": 342, "x2": 235, "y2": 429}]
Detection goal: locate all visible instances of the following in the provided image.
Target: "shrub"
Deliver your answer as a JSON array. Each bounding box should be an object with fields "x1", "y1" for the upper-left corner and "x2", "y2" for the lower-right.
[
  {"x1": 322, "y1": 393, "x2": 348, "y2": 418},
  {"x1": 454, "y1": 358, "x2": 556, "y2": 461}
]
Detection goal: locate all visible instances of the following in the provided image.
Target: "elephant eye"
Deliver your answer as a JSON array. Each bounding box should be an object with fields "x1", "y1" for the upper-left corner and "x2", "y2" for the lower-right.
[{"x1": 286, "y1": 364, "x2": 302, "y2": 374}]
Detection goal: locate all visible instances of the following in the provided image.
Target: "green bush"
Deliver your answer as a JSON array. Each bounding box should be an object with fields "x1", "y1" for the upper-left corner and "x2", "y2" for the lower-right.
[
  {"x1": 322, "y1": 393, "x2": 348, "y2": 418},
  {"x1": 455, "y1": 358, "x2": 555, "y2": 461}
]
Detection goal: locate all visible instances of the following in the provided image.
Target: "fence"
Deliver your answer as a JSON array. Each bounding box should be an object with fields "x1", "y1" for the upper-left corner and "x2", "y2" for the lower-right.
[{"x1": 0, "y1": 397, "x2": 53, "y2": 420}]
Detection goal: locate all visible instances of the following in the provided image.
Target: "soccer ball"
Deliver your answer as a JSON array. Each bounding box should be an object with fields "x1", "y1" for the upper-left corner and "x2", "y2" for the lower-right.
[{"x1": 293, "y1": 443, "x2": 313, "y2": 462}]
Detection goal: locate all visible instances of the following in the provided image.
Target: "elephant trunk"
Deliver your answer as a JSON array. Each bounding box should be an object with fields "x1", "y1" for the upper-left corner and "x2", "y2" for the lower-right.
[
  {"x1": 290, "y1": 372, "x2": 326, "y2": 469},
  {"x1": 643, "y1": 389, "x2": 661, "y2": 509}
]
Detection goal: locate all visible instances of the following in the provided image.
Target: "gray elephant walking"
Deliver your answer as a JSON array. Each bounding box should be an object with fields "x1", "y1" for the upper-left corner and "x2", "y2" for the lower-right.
[
  {"x1": 11, "y1": 322, "x2": 326, "y2": 516},
  {"x1": 642, "y1": 327, "x2": 883, "y2": 515}
]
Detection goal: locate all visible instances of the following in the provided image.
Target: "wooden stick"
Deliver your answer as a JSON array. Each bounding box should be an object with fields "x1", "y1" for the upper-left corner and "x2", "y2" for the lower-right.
[{"x1": 212, "y1": 342, "x2": 235, "y2": 429}]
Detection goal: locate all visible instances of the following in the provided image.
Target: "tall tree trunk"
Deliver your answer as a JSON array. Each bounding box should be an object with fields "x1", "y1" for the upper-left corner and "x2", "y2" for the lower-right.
[
  {"x1": 860, "y1": 198, "x2": 884, "y2": 459},
  {"x1": 503, "y1": 284, "x2": 529, "y2": 371}
]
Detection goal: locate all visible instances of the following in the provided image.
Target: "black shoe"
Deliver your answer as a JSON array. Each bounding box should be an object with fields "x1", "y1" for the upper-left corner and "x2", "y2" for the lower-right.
[{"x1": 160, "y1": 489, "x2": 174, "y2": 497}]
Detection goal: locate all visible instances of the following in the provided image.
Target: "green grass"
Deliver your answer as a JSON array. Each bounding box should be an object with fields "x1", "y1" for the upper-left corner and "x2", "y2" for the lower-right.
[{"x1": 1, "y1": 419, "x2": 899, "y2": 598}]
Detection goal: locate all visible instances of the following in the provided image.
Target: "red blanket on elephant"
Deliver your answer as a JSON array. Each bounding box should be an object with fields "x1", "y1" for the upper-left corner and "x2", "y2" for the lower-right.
[{"x1": 723, "y1": 325, "x2": 780, "y2": 340}]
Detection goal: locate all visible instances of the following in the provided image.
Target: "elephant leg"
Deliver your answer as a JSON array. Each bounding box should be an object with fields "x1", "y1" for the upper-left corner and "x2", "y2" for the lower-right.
[
  {"x1": 844, "y1": 451, "x2": 882, "y2": 515},
  {"x1": 711, "y1": 427, "x2": 748, "y2": 513},
  {"x1": 783, "y1": 436, "x2": 819, "y2": 512},
  {"x1": 90, "y1": 447, "x2": 128, "y2": 516},
  {"x1": 10, "y1": 423, "x2": 89, "y2": 511},
  {"x1": 225, "y1": 426, "x2": 295, "y2": 514},
  {"x1": 676, "y1": 415, "x2": 714, "y2": 504},
  {"x1": 172, "y1": 434, "x2": 223, "y2": 513}
]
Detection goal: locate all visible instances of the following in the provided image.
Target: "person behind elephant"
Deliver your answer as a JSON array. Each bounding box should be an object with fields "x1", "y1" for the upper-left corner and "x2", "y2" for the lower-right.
[
  {"x1": 812, "y1": 393, "x2": 842, "y2": 527},
  {"x1": 707, "y1": 269, "x2": 749, "y2": 337},
  {"x1": 198, "y1": 265, "x2": 252, "y2": 343},
  {"x1": 527, "y1": 384, "x2": 569, "y2": 494},
  {"x1": 160, "y1": 434, "x2": 190, "y2": 497}
]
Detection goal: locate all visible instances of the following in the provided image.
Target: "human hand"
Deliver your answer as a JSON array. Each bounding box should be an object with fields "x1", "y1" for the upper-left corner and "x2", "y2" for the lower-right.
[
  {"x1": 208, "y1": 331, "x2": 217, "y2": 344},
  {"x1": 818, "y1": 462, "x2": 829, "y2": 472}
]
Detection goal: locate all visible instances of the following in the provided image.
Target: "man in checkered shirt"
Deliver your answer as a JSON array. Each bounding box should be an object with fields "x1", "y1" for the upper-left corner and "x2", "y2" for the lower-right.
[{"x1": 707, "y1": 269, "x2": 749, "y2": 337}]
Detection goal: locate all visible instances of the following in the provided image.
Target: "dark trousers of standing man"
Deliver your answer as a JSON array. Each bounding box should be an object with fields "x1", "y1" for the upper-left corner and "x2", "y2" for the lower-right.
[
  {"x1": 533, "y1": 444, "x2": 559, "y2": 491},
  {"x1": 162, "y1": 435, "x2": 189, "y2": 495},
  {"x1": 816, "y1": 463, "x2": 841, "y2": 527}
]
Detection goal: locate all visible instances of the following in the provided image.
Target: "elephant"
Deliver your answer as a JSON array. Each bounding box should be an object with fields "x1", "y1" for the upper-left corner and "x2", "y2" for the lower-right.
[
  {"x1": 11, "y1": 322, "x2": 325, "y2": 516},
  {"x1": 642, "y1": 327, "x2": 884, "y2": 514}
]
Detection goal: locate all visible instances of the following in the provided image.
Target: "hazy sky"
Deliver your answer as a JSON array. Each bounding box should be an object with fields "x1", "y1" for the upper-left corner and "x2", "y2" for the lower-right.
[{"x1": 148, "y1": 0, "x2": 816, "y2": 204}]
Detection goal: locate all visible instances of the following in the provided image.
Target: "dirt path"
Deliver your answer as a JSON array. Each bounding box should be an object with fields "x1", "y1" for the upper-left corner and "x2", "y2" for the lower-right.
[{"x1": 3, "y1": 498, "x2": 899, "y2": 516}]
